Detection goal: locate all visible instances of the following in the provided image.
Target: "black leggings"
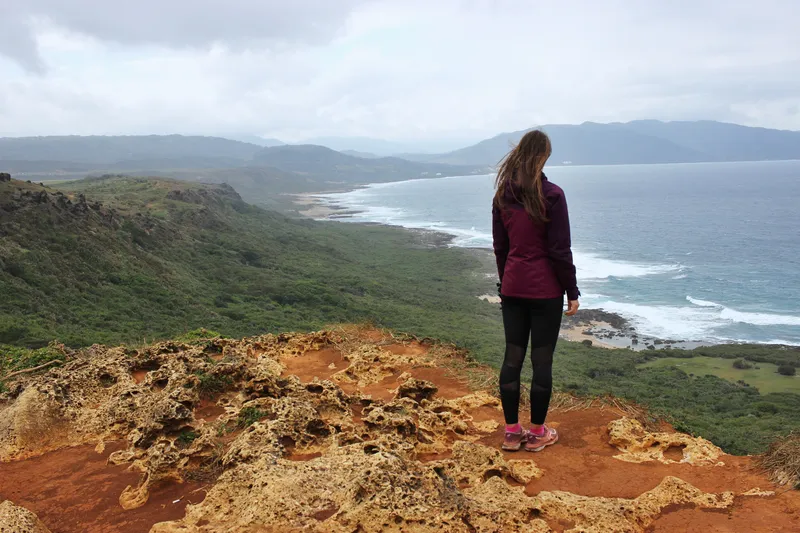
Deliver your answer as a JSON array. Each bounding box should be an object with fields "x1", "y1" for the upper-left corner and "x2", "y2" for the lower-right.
[{"x1": 499, "y1": 296, "x2": 563, "y2": 425}]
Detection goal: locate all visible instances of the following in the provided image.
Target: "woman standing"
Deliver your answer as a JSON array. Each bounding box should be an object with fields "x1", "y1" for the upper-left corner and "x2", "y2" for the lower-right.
[{"x1": 492, "y1": 130, "x2": 580, "y2": 452}]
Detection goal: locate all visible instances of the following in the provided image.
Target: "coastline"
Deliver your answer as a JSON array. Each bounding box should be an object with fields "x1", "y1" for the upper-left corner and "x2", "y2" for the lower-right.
[
  {"x1": 290, "y1": 193, "x2": 651, "y2": 350},
  {"x1": 286, "y1": 190, "x2": 779, "y2": 352}
]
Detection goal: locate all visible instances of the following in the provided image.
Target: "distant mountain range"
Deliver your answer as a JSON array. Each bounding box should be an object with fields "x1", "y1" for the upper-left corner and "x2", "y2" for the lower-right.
[
  {"x1": 1, "y1": 120, "x2": 798, "y2": 201},
  {"x1": 414, "y1": 120, "x2": 800, "y2": 166},
  {"x1": 296, "y1": 136, "x2": 474, "y2": 156},
  {"x1": 0, "y1": 135, "x2": 262, "y2": 165},
  {"x1": 251, "y1": 144, "x2": 479, "y2": 184},
  {"x1": 0, "y1": 136, "x2": 485, "y2": 203}
]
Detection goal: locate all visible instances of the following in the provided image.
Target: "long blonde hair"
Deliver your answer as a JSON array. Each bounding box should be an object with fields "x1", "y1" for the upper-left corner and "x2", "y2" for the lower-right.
[{"x1": 493, "y1": 130, "x2": 552, "y2": 223}]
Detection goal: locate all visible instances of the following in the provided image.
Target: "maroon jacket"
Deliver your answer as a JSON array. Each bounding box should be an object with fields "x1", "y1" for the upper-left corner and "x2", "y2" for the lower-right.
[{"x1": 492, "y1": 174, "x2": 580, "y2": 301}]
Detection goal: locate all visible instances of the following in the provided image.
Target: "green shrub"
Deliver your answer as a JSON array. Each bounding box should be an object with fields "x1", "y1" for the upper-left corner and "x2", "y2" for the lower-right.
[
  {"x1": 237, "y1": 407, "x2": 268, "y2": 429},
  {"x1": 733, "y1": 359, "x2": 753, "y2": 370},
  {"x1": 176, "y1": 328, "x2": 222, "y2": 343},
  {"x1": 195, "y1": 372, "x2": 234, "y2": 398},
  {"x1": 778, "y1": 365, "x2": 797, "y2": 376},
  {"x1": 177, "y1": 429, "x2": 199, "y2": 446}
]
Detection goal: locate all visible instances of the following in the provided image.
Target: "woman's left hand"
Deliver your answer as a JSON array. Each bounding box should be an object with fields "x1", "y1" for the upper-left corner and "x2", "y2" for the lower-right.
[{"x1": 565, "y1": 300, "x2": 580, "y2": 316}]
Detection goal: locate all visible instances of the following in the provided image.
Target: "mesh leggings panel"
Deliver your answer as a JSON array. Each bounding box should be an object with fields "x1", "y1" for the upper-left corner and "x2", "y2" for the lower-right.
[{"x1": 499, "y1": 296, "x2": 563, "y2": 425}]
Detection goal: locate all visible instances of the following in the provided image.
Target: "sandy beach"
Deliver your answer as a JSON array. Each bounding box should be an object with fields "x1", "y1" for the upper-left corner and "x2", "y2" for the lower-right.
[
  {"x1": 559, "y1": 323, "x2": 618, "y2": 349},
  {"x1": 292, "y1": 192, "x2": 365, "y2": 219}
]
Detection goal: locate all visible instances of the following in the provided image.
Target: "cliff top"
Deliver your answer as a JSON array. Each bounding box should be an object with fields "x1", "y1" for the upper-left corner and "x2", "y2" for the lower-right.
[{"x1": 0, "y1": 326, "x2": 798, "y2": 532}]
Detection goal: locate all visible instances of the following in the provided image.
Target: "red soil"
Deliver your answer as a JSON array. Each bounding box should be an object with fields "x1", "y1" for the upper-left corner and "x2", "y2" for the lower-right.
[{"x1": 0, "y1": 442, "x2": 205, "y2": 533}]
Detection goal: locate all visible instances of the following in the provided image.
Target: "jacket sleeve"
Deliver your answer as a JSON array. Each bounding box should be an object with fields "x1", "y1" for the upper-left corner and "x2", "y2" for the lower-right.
[
  {"x1": 492, "y1": 205, "x2": 509, "y2": 283},
  {"x1": 546, "y1": 192, "x2": 580, "y2": 300}
]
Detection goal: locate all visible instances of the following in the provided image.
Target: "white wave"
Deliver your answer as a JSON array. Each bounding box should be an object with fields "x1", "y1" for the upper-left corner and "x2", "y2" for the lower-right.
[
  {"x1": 575, "y1": 252, "x2": 680, "y2": 280},
  {"x1": 587, "y1": 300, "x2": 721, "y2": 339},
  {"x1": 584, "y1": 296, "x2": 800, "y2": 342},
  {"x1": 720, "y1": 308, "x2": 800, "y2": 327},
  {"x1": 686, "y1": 296, "x2": 723, "y2": 308},
  {"x1": 672, "y1": 274, "x2": 687, "y2": 280},
  {"x1": 686, "y1": 296, "x2": 800, "y2": 326},
  {"x1": 324, "y1": 187, "x2": 684, "y2": 279}
]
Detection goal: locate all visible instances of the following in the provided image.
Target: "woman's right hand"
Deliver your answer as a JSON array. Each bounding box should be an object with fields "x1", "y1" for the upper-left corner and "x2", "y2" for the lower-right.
[{"x1": 565, "y1": 300, "x2": 580, "y2": 316}]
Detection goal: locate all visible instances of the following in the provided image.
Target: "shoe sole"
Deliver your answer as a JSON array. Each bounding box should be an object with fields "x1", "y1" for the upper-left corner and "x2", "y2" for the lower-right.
[
  {"x1": 525, "y1": 433, "x2": 559, "y2": 452},
  {"x1": 501, "y1": 442, "x2": 523, "y2": 451}
]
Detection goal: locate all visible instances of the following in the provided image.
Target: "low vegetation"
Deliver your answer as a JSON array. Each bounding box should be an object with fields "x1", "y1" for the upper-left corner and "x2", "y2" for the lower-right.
[
  {"x1": 236, "y1": 407, "x2": 268, "y2": 429},
  {"x1": 195, "y1": 372, "x2": 235, "y2": 399}
]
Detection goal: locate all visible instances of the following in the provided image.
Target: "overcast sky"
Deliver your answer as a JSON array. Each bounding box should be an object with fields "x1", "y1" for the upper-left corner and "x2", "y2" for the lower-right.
[{"x1": 1, "y1": 0, "x2": 799, "y2": 143}]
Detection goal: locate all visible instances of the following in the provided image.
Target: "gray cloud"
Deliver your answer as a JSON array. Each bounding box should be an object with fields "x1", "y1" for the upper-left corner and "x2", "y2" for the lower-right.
[
  {"x1": 1, "y1": 0, "x2": 368, "y2": 72},
  {"x1": 0, "y1": 0, "x2": 799, "y2": 138},
  {"x1": 0, "y1": 5, "x2": 46, "y2": 73}
]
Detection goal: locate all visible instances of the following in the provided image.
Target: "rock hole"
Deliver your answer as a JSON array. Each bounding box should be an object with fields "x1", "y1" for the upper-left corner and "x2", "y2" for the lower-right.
[
  {"x1": 306, "y1": 384, "x2": 324, "y2": 394},
  {"x1": 280, "y1": 436, "x2": 296, "y2": 452},
  {"x1": 663, "y1": 444, "x2": 687, "y2": 462},
  {"x1": 650, "y1": 441, "x2": 661, "y2": 448},
  {"x1": 99, "y1": 373, "x2": 117, "y2": 388},
  {"x1": 131, "y1": 361, "x2": 161, "y2": 383},
  {"x1": 364, "y1": 444, "x2": 380, "y2": 455},
  {"x1": 482, "y1": 469, "x2": 504, "y2": 482},
  {"x1": 154, "y1": 378, "x2": 169, "y2": 391},
  {"x1": 313, "y1": 505, "x2": 339, "y2": 521},
  {"x1": 306, "y1": 420, "x2": 331, "y2": 437}
]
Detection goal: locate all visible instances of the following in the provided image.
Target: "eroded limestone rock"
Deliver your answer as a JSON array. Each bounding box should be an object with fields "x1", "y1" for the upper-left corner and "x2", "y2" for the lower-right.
[
  {"x1": 0, "y1": 501, "x2": 51, "y2": 533},
  {"x1": 608, "y1": 417, "x2": 725, "y2": 466},
  {"x1": 432, "y1": 441, "x2": 543, "y2": 486},
  {"x1": 533, "y1": 476, "x2": 734, "y2": 533}
]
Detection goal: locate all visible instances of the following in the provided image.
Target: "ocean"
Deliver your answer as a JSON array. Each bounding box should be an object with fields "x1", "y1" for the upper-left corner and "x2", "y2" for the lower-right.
[{"x1": 316, "y1": 160, "x2": 800, "y2": 346}]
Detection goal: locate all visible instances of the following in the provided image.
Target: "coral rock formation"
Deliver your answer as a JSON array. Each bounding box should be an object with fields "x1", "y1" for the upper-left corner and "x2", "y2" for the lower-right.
[
  {"x1": 0, "y1": 501, "x2": 52, "y2": 533},
  {"x1": 607, "y1": 417, "x2": 724, "y2": 466}
]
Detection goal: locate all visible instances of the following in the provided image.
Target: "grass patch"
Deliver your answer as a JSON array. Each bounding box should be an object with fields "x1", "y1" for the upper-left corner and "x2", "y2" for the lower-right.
[
  {"x1": 176, "y1": 328, "x2": 222, "y2": 343},
  {"x1": 195, "y1": 372, "x2": 234, "y2": 399},
  {"x1": 640, "y1": 356, "x2": 800, "y2": 395},
  {"x1": 177, "y1": 429, "x2": 199, "y2": 447},
  {"x1": 0, "y1": 343, "x2": 66, "y2": 379},
  {"x1": 237, "y1": 407, "x2": 268, "y2": 429}
]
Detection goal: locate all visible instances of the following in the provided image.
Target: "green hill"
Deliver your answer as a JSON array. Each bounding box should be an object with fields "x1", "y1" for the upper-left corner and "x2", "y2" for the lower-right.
[
  {"x1": 251, "y1": 144, "x2": 484, "y2": 183},
  {"x1": 0, "y1": 175, "x2": 497, "y2": 350}
]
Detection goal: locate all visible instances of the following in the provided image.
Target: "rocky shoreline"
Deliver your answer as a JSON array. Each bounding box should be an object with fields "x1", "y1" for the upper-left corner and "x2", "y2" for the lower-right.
[{"x1": 560, "y1": 309, "x2": 706, "y2": 351}]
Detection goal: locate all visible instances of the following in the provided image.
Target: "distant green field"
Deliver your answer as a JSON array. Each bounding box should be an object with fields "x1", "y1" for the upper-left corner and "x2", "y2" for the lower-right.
[{"x1": 640, "y1": 356, "x2": 800, "y2": 395}]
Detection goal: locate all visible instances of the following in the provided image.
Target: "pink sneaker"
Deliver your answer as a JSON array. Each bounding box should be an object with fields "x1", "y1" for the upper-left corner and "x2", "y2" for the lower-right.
[
  {"x1": 502, "y1": 429, "x2": 527, "y2": 451},
  {"x1": 525, "y1": 426, "x2": 558, "y2": 452}
]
